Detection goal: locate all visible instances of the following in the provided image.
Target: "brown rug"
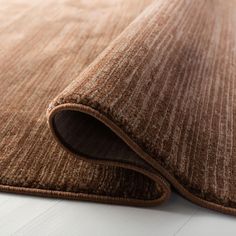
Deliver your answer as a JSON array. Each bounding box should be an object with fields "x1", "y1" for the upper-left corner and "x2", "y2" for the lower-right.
[{"x1": 1, "y1": 0, "x2": 236, "y2": 215}]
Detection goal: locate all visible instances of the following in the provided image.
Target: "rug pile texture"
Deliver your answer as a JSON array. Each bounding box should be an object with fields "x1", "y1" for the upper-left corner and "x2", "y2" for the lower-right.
[{"x1": 1, "y1": 0, "x2": 236, "y2": 215}]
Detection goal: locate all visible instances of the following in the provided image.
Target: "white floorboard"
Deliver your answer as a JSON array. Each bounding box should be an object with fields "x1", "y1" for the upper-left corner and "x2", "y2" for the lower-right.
[{"x1": 0, "y1": 192, "x2": 234, "y2": 236}]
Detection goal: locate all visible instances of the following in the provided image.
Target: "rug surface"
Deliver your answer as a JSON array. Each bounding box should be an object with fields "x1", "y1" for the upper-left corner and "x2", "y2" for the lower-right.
[{"x1": 1, "y1": 0, "x2": 236, "y2": 215}]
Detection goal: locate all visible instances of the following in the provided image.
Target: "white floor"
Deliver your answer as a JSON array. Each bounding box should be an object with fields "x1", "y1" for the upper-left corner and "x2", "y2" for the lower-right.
[{"x1": 0, "y1": 192, "x2": 235, "y2": 236}]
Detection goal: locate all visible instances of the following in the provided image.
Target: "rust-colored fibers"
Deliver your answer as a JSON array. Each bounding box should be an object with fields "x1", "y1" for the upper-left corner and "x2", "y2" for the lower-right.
[{"x1": 1, "y1": 0, "x2": 236, "y2": 215}]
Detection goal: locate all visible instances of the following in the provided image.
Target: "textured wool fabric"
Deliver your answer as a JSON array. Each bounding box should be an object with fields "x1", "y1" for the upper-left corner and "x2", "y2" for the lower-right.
[{"x1": 1, "y1": 0, "x2": 236, "y2": 215}]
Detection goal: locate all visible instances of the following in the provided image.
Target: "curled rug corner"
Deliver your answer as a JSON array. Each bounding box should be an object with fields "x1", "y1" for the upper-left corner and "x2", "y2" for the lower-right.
[{"x1": 47, "y1": 0, "x2": 236, "y2": 215}]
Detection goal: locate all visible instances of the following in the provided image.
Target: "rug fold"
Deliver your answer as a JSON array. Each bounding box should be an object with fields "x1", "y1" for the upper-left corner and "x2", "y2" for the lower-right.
[{"x1": 47, "y1": 0, "x2": 236, "y2": 214}]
